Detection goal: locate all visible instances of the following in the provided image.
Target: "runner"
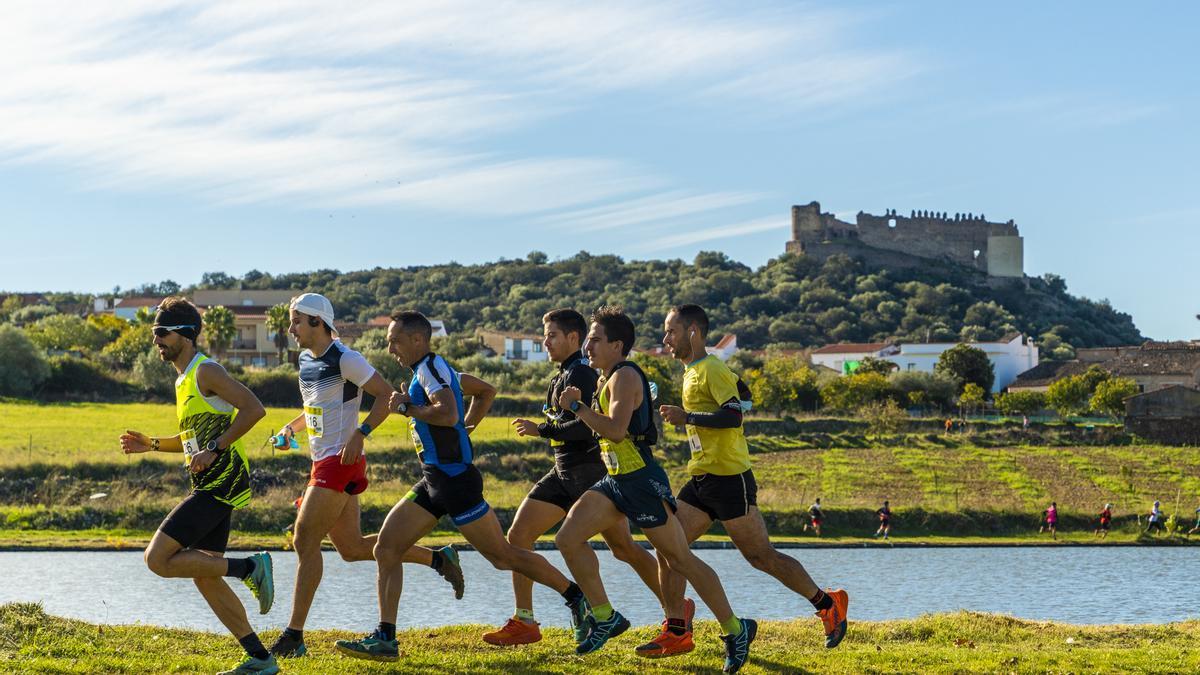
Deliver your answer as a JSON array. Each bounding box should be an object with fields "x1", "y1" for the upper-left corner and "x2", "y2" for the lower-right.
[
  {"x1": 554, "y1": 306, "x2": 758, "y2": 674},
  {"x1": 808, "y1": 498, "x2": 825, "y2": 537},
  {"x1": 335, "y1": 310, "x2": 590, "y2": 663},
  {"x1": 1096, "y1": 503, "x2": 1113, "y2": 538},
  {"x1": 1146, "y1": 500, "x2": 1164, "y2": 535},
  {"x1": 119, "y1": 297, "x2": 278, "y2": 675},
  {"x1": 268, "y1": 294, "x2": 463, "y2": 659},
  {"x1": 1040, "y1": 502, "x2": 1058, "y2": 540},
  {"x1": 657, "y1": 304, "x2": 848, "y2": 652},
  {"x1": 875, "y1": 500, "x2": 892, "y2": 539},
  {"x1": 482, "y1": 308, "x2": 679, "y2": 647},
  {"x1": 1187, "y1": 506, "x2": 1200, "y2": 537}
]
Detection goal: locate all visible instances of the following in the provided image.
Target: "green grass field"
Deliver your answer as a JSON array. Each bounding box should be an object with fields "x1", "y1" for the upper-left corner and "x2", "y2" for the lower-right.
[
  {"x1": 2, "y1": 401, "x2": 1199, "y2": 547},
  {"x1": 4, "y1": 602, "x2": 1197, "y2": 674}
]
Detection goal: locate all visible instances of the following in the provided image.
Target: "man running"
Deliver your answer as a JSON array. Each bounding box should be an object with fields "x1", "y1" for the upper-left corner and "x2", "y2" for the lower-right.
[
  {"x1": 483, "y1": 308, "x2": 675, "y2": 646},
  {"x1": 336, "y1": 310, "x2": 590, "y2": 663},
  {"x1": 875, "y1": 500, "x2": 892, "y2": 539},
  {"x1": 555, "y1": 306, "x2": 757, "y2": 674},
  {"x1": 1187, "y1": 506, "x2": 1200, "y2": 537},
  {"x1": 657, "y1": 304, "x2": 848, "y2": 652},
  {"x1": 808, "y1": 498, "x2": 825, "y2": 537},
  {"x1": 1096, "y1": 503, "x2": 1113, "y2": 538},
  {"x1": 120, "y1": 297, "x2": 278, "y2": 675},
  {"x1": 268, "y1": 294, "x2": 463, "y2": 659},
  {"x1": 1146, "y1": 500, "x2": 1164, "y2": 535}
]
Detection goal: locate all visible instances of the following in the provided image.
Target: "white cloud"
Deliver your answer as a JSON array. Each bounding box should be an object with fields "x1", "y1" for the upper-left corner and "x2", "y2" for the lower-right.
[
  {"x1": 640, "y1": 215, "x2": 788, "y2": 252},
  {"x1": 0, "y1": 1, "x2": 918, "y2": 215}
]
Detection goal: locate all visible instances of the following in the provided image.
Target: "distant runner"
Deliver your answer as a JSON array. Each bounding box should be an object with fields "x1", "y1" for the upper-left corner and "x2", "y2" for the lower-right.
[
  {"x1": 1095, "y1": 503, "x2": 1113, "y2": 539},
  {"x1": 1039, "y1": 502, "x2": 1058, "y2": 540},
  {"x1": 1146, "y1": 500, "x2": 1164, "y2": 535},
  {"x1": 875, "y1": 500, "x2": 892, "y2": 540},
  {"x1": 807, "y1": 498, "x2": 825, "y2": 537},
  {"x1": 120, "y1": 297, "x2": 277, "y2": 675}
]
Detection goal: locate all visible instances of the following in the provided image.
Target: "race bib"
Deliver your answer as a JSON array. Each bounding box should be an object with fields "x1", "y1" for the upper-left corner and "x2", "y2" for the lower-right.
[
  {"x1": 408, "y1": 417, "x2": 424, "y2": 453},
  {"x1": 304, "y1": 405, "x2": 325, "y2": 438},
  {"x1": 686, "y1": 425, "x2": 703, "y2": 456},
  {"x1": 599, "y1": 440, "x2": 620, "y2": 473},
  {"x1": 180, "y1": 428, "x2": 200, "y2": 459}
]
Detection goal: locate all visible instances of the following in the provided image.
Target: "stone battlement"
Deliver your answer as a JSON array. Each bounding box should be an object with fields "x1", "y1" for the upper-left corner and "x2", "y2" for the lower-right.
[{"x1": 785, "y1": 201, "x2": 1024, "y2": 277}]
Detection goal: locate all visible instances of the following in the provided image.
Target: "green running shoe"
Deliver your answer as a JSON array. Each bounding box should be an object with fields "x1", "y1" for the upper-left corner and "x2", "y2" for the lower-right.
[
  {"x1": 567, "y1": 594, "x2": 591, "y2": 643},
  {"x1": 575, "y1": 610, "x2": 630, "y2": 655},
  {"x1": 216, "y1": 654, "x2": 280, "y2": 675},
  {"x1": 435, "y1": 545, "x2": 465, "y2": 600},
  {"x1": 242, "y1": 552, "x2": 274, "y2": 615},
  {"x1": 335, "y1": 631, "x2": 399, "y2": 662}
]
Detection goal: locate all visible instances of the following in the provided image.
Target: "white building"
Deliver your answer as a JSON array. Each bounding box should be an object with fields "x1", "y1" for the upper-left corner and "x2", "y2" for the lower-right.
[
  {"x1": 707, "y1": 334, "x2": 739, "y2": 361},
  {"x1": 476, "y1": 329, "x2": 549, "y2": 362},
  {"x1": 810, "y1": 342, "x2": 900, "y2": 375},
  {"x1": 813, "y1": 334, "x2": 1039, "y2": 392}
]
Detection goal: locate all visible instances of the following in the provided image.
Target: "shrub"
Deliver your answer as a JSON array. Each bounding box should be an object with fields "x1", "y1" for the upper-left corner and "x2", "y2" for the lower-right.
[
  {"x1": 0, "y1": 325, "x2": 51, "y2": 395},
  {"x1": 40, "y1": 355, "x2": 132, "y2": 400},
  {"x1": 995, "y1": 390, "x2": 1046, "y2": 416},
  {"x1": 236, "y1": 366, "x2": 301, "y2": 407}
]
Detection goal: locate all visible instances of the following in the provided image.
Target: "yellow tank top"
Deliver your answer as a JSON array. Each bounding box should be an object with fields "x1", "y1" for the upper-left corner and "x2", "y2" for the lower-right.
[
  {"x1": 594, "y1": 364, "x2": 654, "y2": 476},
  {"x1": 176, "y1": 354, "x2": 251, "y2": 509}
]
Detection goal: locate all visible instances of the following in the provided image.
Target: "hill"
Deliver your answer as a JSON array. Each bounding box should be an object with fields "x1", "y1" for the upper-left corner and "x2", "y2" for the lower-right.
[{"x1": 177, "y1": 250, "x2": 1142, "y2": 354}]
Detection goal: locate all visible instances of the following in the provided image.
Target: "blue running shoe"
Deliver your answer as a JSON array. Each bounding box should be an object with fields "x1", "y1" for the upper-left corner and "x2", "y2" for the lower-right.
[
  {"x1": 335, "y1": 630, "x2": 399, "y2": 662},
  {"x1": 575, "y1": 611, "x2": 630, "y2": 655},
  {"x1": 217, "y1": 654, "x2": 280, "y2": 674},
  {"x1": 567, "y1": 594, "x2": 590, "y2": 643},
  {"x1": 721, "y1": 618, "x2": 758, "y2": 673},
  {"x1": 243, "y1": 552, "x2": 274, "y2": 615},
  {"x1": 435, "y1": 545, "x2": 465, "y2": 600}
]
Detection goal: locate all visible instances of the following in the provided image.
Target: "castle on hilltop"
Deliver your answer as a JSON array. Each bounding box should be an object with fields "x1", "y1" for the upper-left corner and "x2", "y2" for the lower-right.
[{"x1": 785, "y1": 201, "x2": 1024, "y2": 278}]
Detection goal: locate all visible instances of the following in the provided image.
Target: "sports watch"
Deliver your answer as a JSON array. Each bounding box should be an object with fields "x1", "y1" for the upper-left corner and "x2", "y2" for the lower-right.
[{"x1": 204, "y1": 440, "x2": 224, "y2": 455}]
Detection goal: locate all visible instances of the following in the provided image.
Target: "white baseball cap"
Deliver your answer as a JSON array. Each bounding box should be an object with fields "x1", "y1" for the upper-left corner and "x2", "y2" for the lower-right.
[{"x1": 290, "y1": 293, "x2": 338, "y2": 335}]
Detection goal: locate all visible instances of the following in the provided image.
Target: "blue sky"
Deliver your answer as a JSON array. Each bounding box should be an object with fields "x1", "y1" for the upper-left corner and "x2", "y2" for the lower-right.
[{"x1": 0, "y1": 2, "x2": 1196, "y2": 340}]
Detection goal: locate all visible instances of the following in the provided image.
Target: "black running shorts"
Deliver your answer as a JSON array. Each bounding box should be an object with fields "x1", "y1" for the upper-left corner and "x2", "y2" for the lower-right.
[
  {"x1": 589, "y1": 463, "x2": 677, "y2": 529},
  {"x1": 158, "y1": 491, "x2": 234, "y2": 553},
  {"x1": 527, "y1": 463, "x2": 608, "y2": 512},
  {"x1": 677, "y1": 469, "x2": 758, "y2": 522},
  {"x1": 406, "y1": 464, "x2": 490, "y2": 527}
]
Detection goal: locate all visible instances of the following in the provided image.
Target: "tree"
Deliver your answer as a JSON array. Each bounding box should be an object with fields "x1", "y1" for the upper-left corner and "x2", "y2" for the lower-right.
[
  {"x1": 266, "y1": 303, "x2": 291, "y2": 364},
  {"x1": 1046, "y1": 374, "x2": 1092, "y2": 418},
  {"x1": 202, "y1": 305, "x2": 236, "y2": 358},
  {"x1": 889, "y1": 371, "x2": 957, "y2": 410},
  {"x1": 995, "y1": 390, "x2": 1046, "y2": 416},
  {"x1": 133, "y1": 307, "x2": 155, "y2": 325},
  {"x1": 25, "y1": 315, "x2": 109, "y2": 353},
  {"x1": 859, "y1": 399, "x2": 908, "y2": 437},
  {"x1": 87, "y1": 313, "x2": 128, "y2": 343},
  {"x1": 855, "y1": 356, "x2": 898, "y2": 376},
  {"x1": 0, "y1": 325, "x2": 51, "y2": 395},
  {"x1": 101, "y1": 324, "x2": 154, "y2": 369},
  {"x1": 1090, "y1": 377, "x2": 1139, "y2": 419},
  {"x1": 9, "y1": 304, "x2": 57, "y2": 326},
  {"x1": 935, "y1": 344, "x2": 994, "y2": 394},
  {"x1": 959, "y1": 382, "x2": 986, "y2": 415},
  {"x1": 820, "y1": 371, "x2": 894, "y2": 411},
  {"x1": 744, "y1": 355, "x2": 821, "y2": 413},
  {"x1": 631, "y1": 353, "x2": 683, "y2": 407}
]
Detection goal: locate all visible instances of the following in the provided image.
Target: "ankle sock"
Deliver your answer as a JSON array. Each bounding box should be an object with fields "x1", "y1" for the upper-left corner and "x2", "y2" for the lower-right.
[
  {"x1": 592, "y1": 603, "x2": 613, "y2": 622},
  {"x1": 225, "y1": 557, "x2": 254, "y2": 580},
  {"x1": 238, "y1": 633, "x2": 269, "y2": 660},
  {"x1": 429, "y1": 551, "x2": 444, "y2": 572},
  {"x1": 377, "y1": 622, "x2": 396, "y2": 641},
  {"x1": 561, "y1": 582, "x2": 584, "y2": 605},
  {"x1": 283, "y1": 627, "x2": 303, "y2": 642},
  {"x1": 515, "y1": 608, "x2": 536, "y2": 623},
  {"x1": 666, "y1": 618, "x2": 688, "y2": 636},
  {"x1": 720, "y1": 615, "x2": 743, "y2": 636},
  {"x1": 810, "y1": 589, "x2": 833, "y2": 611}
]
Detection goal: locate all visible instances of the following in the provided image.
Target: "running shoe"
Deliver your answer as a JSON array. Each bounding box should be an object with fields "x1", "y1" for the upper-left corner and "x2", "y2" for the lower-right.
[
  {"x1": 216, "y1": 654, "x2": 280, "y2": 675},
  {"x1": 243, "y1": 552, "x2": 274, "y2": 615},
  {"x1": 817, "y1": 588, "x2": 849, "y2": 648},
  {"x1": 721, "y1": 618, "x2": 758, "y2": 674},
  {"x1": 634, "y1": 598, "x2": 697, "y2": 658},
  {"x1": 567, "y1": 594, "x2": 590, "y2": 643},
  {"x1": 335, "y1": 631, "x2": 399, "y2": 662},
  {"x1": 482, "y1": 617, "x2": 542, "y2": 646},
  {"x1": 267, "y1": 632, "x2": 307, "y2": 658},
  {"x1": 575, "y1": 611, "x2": 630, "y2": 655},
  {"x1": 435, "y1": 545, "x2": 465, "y2": 600}
]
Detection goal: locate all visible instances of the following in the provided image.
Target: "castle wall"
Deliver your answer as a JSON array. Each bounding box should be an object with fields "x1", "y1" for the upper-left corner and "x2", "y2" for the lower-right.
[{"x1": 788, "y1": 201, "x2": 1024, "y2": 277}]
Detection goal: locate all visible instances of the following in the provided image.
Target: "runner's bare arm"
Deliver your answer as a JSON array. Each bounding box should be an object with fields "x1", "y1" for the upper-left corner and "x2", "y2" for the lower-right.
[
  {"x1": 120, "y1": 430, "x2": 183, "y2": 453},
  {"x1": 459, "y1": 372, "x2": 496, "y2": 431},
  {"x1": 358, "y1": 371, "x2": 395, "y2": 433},
  {"x1": 196, "y1": 360, "x2": 267, "y2": 449},
  {"x1": 408, "y1": 388, "x2": 459, "y2": 427},
  {"x1": 559, "y1": 368, "x2": 641, "y2": 442}
]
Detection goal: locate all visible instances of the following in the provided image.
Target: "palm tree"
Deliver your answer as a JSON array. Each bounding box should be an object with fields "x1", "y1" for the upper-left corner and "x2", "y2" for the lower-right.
[
  {"x1": 203, "y1": 305, "x2": 236, "y2": 359},
  {"x1": 266, "y1": 303, "x2": 292, "y2": 365}
]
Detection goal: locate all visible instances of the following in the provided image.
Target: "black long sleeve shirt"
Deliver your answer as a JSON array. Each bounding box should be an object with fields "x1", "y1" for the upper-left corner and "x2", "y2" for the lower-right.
[{"x1": 537, "y1": 351, "x2": 603, "y2": 471}]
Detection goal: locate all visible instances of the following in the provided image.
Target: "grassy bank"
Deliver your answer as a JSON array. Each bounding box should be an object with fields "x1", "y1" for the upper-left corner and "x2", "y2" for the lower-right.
[
  {"x1": 3, "y1": 602, "x2": 1197, "y2": 674},
  {"x1": 2, "y1": 402, "x2": 1198, "y2": 545}
]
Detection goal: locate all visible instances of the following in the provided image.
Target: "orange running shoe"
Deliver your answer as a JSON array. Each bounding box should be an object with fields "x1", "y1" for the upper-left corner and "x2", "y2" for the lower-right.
[
  {"x1": 482, "y1": 617, "x2": 542, "y2": 646},
  {"x1": 816, "y1": 588, "x2": 849, "y2": 648},
  {"x1": 635, "y1": 597, "x2": 698, "y2": 658}
]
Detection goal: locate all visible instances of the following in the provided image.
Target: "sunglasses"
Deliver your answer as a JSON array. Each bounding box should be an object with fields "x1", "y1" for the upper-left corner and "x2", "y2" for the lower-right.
[{"x1": 152, "y1": 324, "x2": 195, "y2": 338}]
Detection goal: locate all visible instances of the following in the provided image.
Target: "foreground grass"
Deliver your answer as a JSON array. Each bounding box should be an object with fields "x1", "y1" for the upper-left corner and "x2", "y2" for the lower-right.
[{"x1": 3, "y1": 602, "x2": 1197, "y2": 674}]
